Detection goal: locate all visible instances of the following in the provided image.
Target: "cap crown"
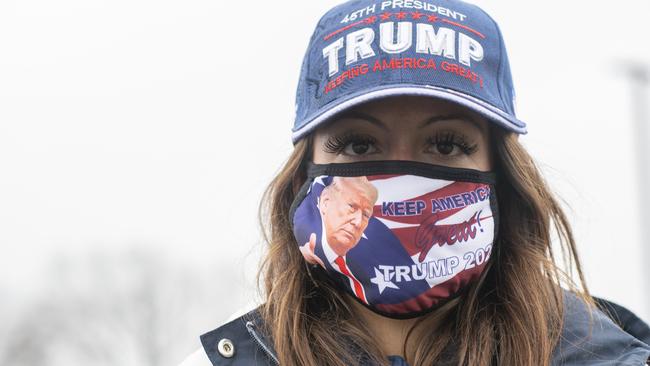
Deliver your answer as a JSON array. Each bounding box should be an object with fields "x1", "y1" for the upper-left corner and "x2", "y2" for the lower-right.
[{"x1": 293, "y1": 0, "x2": 524, "y2": 142}]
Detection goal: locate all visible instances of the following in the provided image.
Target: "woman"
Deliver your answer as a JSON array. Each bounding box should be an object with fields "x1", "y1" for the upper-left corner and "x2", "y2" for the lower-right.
[{"x1": 181, "y1": 0, "x2": 650, "y2": 365}]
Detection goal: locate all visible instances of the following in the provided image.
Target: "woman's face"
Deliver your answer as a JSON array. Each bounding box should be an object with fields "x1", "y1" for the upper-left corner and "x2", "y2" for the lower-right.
[{"x1": 312, "y1": 95, "x2": 493, "y2": 171}]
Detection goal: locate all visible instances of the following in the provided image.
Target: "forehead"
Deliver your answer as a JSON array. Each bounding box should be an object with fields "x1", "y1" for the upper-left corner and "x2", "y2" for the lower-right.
[{"x1": 319, "y1": 95, "x2": 488, "y2": 133}]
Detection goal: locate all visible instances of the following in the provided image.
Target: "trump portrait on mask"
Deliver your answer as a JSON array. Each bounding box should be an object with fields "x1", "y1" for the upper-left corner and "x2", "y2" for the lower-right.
[{"x1": 299, "y1": 176, "x2": 379, "y2": 303}]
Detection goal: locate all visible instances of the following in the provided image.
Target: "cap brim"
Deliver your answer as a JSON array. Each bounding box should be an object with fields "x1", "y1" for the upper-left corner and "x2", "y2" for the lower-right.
[{"x1": 291, "y1": 85, "x2": 527, "y2": 144}]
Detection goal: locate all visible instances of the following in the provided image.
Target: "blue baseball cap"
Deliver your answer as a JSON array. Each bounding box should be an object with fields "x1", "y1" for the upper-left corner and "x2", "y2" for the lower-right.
[{"x1": 292, "y1": 0, "x2": 526, "y2": 144}]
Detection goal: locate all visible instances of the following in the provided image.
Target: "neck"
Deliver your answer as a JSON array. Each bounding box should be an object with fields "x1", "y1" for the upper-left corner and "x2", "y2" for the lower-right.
[{"x1": 347, "y1": 296, "x2": 425, "y2": 361}]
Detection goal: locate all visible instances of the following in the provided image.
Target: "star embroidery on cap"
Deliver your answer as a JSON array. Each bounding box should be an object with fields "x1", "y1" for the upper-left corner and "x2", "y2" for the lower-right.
[
  {"x1": 395, "y1": 11, "x2": 407, "y2": 20},
  {"x1": 427, "y1": 14, "x2": 439, "y2": 22},
  {"x1": 364, "y1": 15, "x2": 377, "y2": 24},
  {"x1": 411, "y1": 11, "x2": 424, "y2": 19},
  {"x1": 380, "y1": 12, "x2": 392, "y2": 20},
  {"x1": 370, "y1": 267, "x2": 399, "y2": 295}
]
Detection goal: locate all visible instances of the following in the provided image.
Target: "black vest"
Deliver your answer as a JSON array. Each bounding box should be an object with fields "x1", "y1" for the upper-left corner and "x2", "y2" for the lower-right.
[{"x1": 200, "y1": 292, "x2": 650, "y2": 365}]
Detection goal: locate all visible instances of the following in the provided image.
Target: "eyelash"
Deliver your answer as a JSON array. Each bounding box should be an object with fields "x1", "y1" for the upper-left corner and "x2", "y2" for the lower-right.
[
  {"x1": 323, "y1": 132, "x2": 377, "y2": 154},
  {"x1": 323, "y1": 131, "x2": 479, "y2": 156},
  {"x1": 426, "y1": 131, "x2": 479, "y2": 155}
]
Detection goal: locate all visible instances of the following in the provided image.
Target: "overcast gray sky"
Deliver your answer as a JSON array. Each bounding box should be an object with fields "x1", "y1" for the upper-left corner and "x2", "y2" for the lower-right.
[{"x1": 1, "y1": 0, "x2": 649, "y2": 322}]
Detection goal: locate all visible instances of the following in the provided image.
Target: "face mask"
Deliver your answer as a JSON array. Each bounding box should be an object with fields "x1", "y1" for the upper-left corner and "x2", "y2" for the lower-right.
[{"x1": 289, "y1": 160, "x2": 499, "y2": 319}]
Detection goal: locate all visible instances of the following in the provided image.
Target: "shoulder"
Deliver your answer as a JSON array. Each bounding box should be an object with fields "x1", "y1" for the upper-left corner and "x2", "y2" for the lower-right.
[
  {"x1": 185, "y1": 292, "x2": 650, "y2": 366},
  {"x1": 593, "y1": 296, "x2": 650, "y2": 345},
  {"x1": 553, "y1": 289, "x2": 650, "y2": 365},
  {"x1": 190, "y1": 305, "x2": 278, "y2": 366}
]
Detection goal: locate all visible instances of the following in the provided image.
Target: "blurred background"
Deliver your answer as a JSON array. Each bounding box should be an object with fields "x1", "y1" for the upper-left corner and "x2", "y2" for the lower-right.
[{"x1": 0, "y1": 0, "x2": 649, "y2": 364}]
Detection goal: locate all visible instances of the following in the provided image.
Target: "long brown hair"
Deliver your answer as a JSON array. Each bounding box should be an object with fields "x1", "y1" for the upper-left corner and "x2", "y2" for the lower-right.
[{"x1": 256, "y1": 126, "x2": 594, "y2": 366}]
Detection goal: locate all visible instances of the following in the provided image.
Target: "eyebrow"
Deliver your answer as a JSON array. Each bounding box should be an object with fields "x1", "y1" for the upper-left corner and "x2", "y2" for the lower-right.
[
  {"x1": 419, "y1": 114, "x2": 485, "y2": 133},
  {"x1": 332, "y1": 111, "x2": 389, "y2": 131}
]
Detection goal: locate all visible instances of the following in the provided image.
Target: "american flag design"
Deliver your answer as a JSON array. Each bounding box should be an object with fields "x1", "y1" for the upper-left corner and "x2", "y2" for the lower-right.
[{"x1": 292, "y1": 172, "x2": 497, "y2": 317}]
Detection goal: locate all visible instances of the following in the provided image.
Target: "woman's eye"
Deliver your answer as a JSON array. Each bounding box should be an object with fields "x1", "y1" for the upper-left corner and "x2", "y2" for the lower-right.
[
  {"x1": 344, "y1": 141, "x2": 377, "y2": 155},
  {"x1": 425, "y1": 141, "x2": 462, "y2": 156},
  {"x1": 435, "y1": 142, "x2": 455, "y2": 155},
  {"x1": 323, "y1": 133, "x2": 379, "y2": 156},
  {"x1": 425, "y1": 132, "x2": 478, "y2": 157}
]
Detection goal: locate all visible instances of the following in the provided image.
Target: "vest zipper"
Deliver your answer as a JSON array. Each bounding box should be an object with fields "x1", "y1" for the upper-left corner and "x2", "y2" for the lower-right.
[{"x1": 245, "y1": 320, "x2": 280, "y2": 365}]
